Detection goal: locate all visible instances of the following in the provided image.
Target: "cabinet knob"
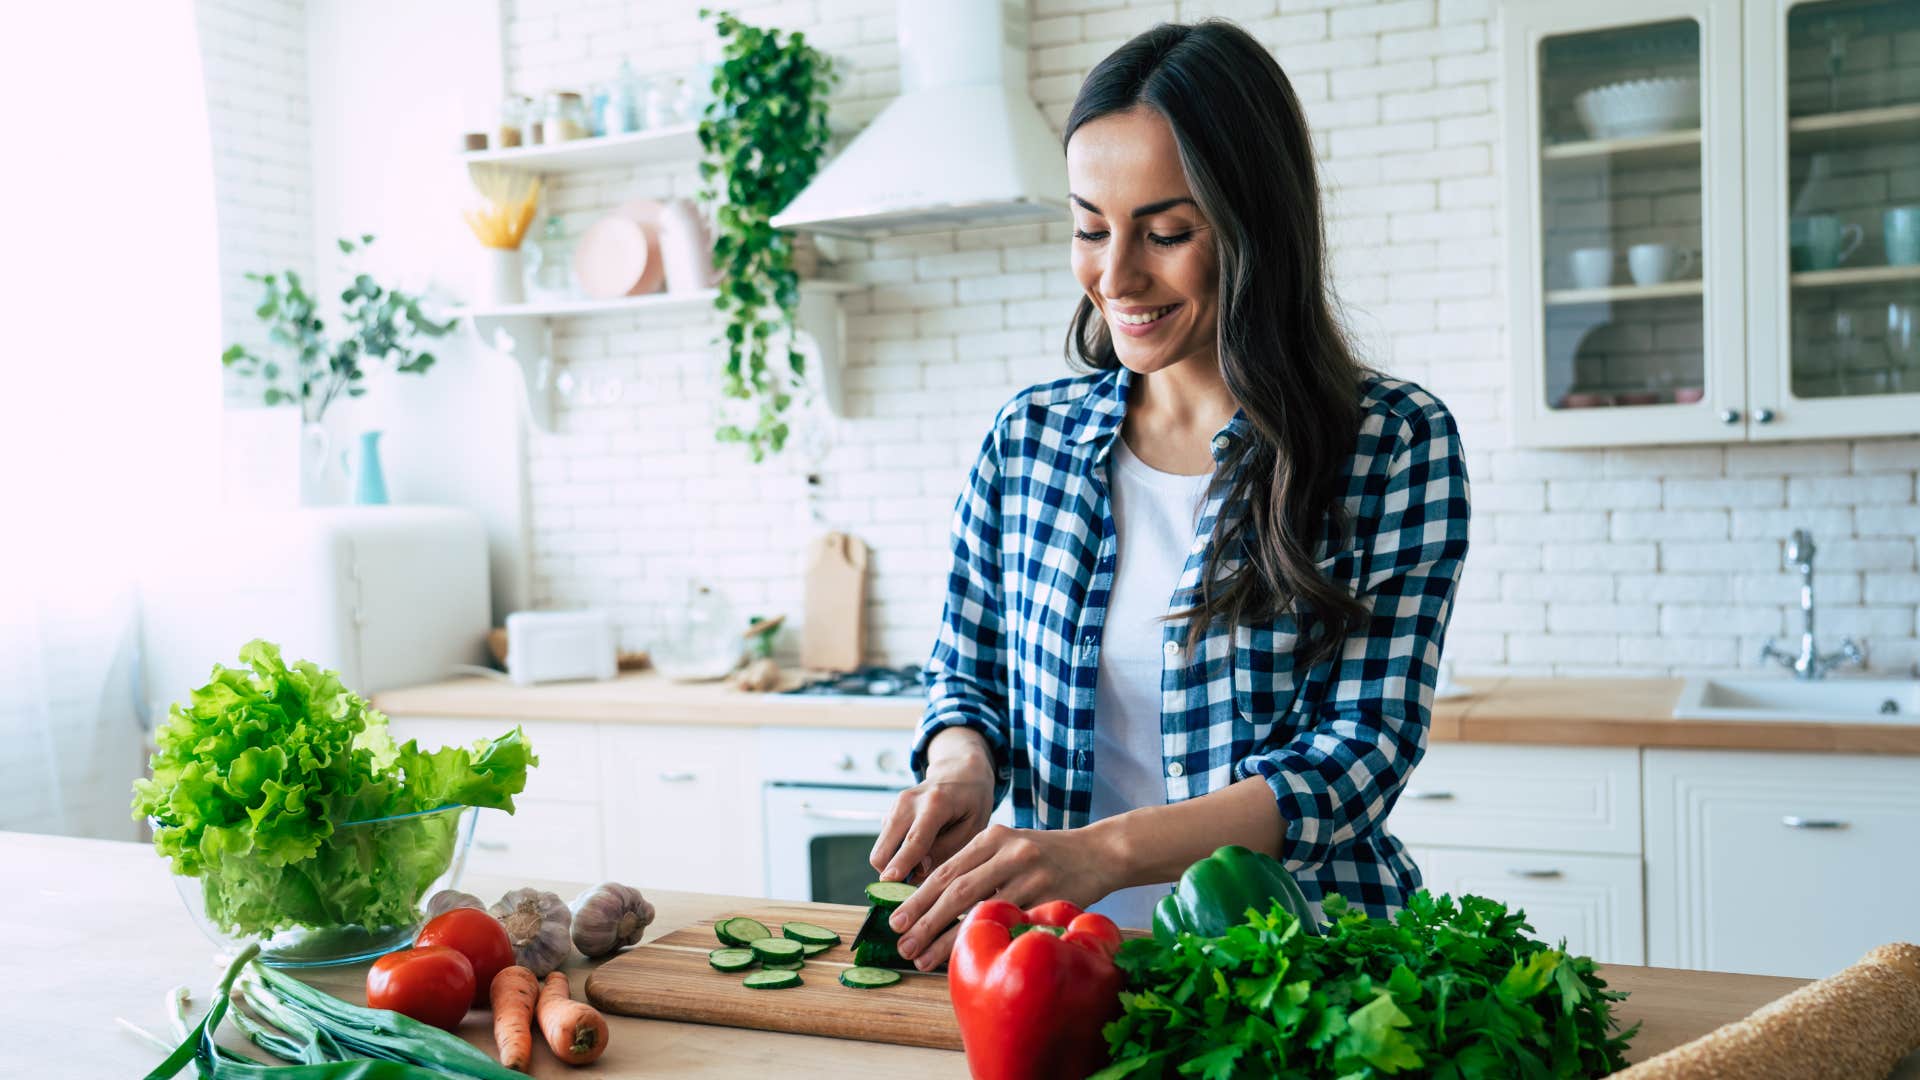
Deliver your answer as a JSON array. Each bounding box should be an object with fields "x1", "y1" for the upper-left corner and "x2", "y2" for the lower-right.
[
  {"x1": 1507, "y1": 868, "x2": 1563, "y2": 879},
  {"x1": 475, "y1": 840, "x2": 509, "y2": 852},
  {"x1": 835, "y1": 754, "x2": 856, "y2": 772},
  {"x1": 1403, "y1": 790, "x2": 1454, "y2": 801},
  {"x1": 658, "y1": 770, "x2": 697, "y2": 783},
  {"x1": 875, "y1": 750, "x2": 902, "y2": 774},
  {"x1": 1754, "y1": 407, "x2": 1776, "y2": 424},
  {"x1": 1718, "y1": 408, "x2": 1741, "y2": 424},
  {"x1": 1781, "y1": 816, "x2": 1847, "y2": 829}
]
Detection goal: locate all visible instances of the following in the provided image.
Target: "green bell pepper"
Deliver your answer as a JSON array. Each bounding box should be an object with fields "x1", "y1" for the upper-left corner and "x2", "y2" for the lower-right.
[{"x1": 1152, "y1": 844, "x2": 1321, "y2": 941}]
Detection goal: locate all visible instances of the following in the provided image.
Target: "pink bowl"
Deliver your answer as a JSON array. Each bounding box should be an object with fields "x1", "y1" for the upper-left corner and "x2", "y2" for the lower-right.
[{"x1": 1673, "y1": 386, "x2": 1705, "y2": 404}]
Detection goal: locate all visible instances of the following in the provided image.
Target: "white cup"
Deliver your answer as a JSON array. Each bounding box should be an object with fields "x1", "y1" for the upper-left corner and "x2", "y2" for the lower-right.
[
  {"x1": 1569, "y1": 247, "x2": 1614, "y2": 289},
  {"x1": 1628, "y1": 243, "x2": 1695, "y2": 286}
]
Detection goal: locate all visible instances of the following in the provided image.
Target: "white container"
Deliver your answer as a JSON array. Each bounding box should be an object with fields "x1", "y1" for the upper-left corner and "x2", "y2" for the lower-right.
[
  {"x1": 483, "y1": 247, "x2": 525, "y2": 305},
  {"x1": 658, "y1": 199, "x2": 717, "y2": 294},
  {"x1": 504, "y1": 609, "x2": 618, "y2": 686}
]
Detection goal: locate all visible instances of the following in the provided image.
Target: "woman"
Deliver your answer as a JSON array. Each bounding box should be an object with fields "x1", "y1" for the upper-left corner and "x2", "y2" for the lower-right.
[{"x1": 869, "y1": 19, "x2": 1470, "y2": 971}]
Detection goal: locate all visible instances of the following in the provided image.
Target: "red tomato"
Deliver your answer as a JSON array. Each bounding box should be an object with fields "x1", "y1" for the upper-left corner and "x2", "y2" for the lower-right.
[
  {"x1": 367, "y1": 945, "x2": 475, "y2": 1031},
  {"x1": 416, "y1": 907, "x2": 516, "y2": 1007}
]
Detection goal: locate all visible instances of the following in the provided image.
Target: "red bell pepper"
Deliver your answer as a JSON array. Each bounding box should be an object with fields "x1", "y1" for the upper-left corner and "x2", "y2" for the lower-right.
[{"x1": 948, "y1": 899, "x2": 1125, "y2": 1080}]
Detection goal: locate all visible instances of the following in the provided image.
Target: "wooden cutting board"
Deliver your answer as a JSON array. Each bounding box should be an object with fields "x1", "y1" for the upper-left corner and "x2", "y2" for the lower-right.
[{"x1": 584, "y1": 901, "x2": 964, "y2": 1050}]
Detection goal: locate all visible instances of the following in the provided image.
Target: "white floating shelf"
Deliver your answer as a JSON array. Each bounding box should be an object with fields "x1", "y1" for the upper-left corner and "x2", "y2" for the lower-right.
[
  {"x1": 460, "y1": 124, "x2": 702, "y2": 174},
  {"x1": 1545, "y1": 279, "x2": 1705, "y2": 306},
  {"x1": 458, "y1": 281, "x2": 864, "y2": 433},
  {"x1": 1788, "y1": 263, "x2": 1920, "y2": 290}
]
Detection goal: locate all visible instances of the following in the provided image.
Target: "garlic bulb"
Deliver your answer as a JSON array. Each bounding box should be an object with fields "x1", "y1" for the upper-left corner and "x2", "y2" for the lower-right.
[
  {"x1": 424, "y1": 889, "x2": 486, "y2": 920},
  {"x1": 570, "y1": 883, "x2": 656, "y2": 958},
  {"x1": 489, "y1": 888, "x2": 573, "y2": 977}
]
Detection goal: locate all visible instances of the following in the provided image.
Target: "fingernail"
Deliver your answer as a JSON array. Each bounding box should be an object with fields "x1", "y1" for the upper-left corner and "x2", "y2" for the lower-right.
[
  {"x1": 898, "y1": 938, "x2": 916, "y2": 957},
  {"x1": 889, "y1": 913, "x2": 906, "y2": 932}
]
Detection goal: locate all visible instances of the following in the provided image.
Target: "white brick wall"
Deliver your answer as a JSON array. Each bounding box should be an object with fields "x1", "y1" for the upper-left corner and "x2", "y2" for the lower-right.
[
  {"x1": 196, "y1": 0, "x2": 315, "y2": 407},
  {"x1": 480, "y1": 0, "x2": 1920, "y2": 677}
]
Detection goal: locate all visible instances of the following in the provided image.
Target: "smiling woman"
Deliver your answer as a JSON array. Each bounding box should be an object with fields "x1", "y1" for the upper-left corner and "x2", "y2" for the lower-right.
[{"x1": 870, "y1": 18, "x2": 1472, "y2": 970}]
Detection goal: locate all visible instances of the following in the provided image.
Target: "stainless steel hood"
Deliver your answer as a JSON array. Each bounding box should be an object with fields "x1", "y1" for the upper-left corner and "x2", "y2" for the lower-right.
[{"x1": 769, "y1": 0, "x2": 1068, "y2": 239}]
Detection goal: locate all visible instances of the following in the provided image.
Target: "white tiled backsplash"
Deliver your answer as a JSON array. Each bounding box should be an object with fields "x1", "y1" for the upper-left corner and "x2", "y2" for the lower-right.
[{"x1": 211, "y1": 0, "x2": 1920, "y2": 677}]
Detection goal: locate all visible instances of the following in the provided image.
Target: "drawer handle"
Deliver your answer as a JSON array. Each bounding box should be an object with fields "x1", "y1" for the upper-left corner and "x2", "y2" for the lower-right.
[
  {"x1": 1403, "y1": 790, "x2": 1454, "y2": 801},
  {"x1": 799, "y1": 803, "x2": 889, "y2": 823},
  {"x1": 475, "y1": 840, "x2": 509, "y2": 852},
  {"x1": 1782, "y1": 816, "x2": 1849, "y2": 830},
  {"x1": 1507, "y1": 868, "x2": 1562, "y2": 879},
  {"x1": 658, "y1": 770, "x2": 698, "y2": 783}
]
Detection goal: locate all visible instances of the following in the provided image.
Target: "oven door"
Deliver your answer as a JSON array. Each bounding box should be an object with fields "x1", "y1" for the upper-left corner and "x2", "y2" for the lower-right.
[{"x1": 763, "y1": 783, "x2": 900, "y2": 906}]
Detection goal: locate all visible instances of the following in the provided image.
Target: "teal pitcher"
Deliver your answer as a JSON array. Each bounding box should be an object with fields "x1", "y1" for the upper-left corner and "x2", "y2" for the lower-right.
[{"x1": 349, "y1": 429, "x2": 390, "y2": 505}]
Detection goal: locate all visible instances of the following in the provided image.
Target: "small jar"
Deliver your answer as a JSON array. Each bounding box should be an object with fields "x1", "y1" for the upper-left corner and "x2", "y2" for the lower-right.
[
  {"x1": 542, "y1": 91, "x2": 589, "y2": 143},
  {"x1": 496, "y1": 94, "x2": 532, "y2": 149},
  {"x1": 643, "y1": 77, "x2": 676, "y2": 129},
  {"x1": 587, "y1": 82, "x2": 609, "y2": 138}
]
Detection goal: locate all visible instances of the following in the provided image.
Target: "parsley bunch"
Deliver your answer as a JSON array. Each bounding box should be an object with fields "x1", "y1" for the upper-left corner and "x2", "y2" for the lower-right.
[{"x1": 1092, "y1": 892, "x2": 1637, "y2": 1079}]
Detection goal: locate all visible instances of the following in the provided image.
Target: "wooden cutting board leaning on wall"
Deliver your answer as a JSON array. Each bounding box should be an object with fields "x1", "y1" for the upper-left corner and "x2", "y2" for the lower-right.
[{"x1": 801, "y1": 532, "x2": 867, "y2": 672}]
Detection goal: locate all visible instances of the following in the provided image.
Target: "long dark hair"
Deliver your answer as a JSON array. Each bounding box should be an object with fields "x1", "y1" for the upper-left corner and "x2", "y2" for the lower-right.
[{"x1": 1065, "y1": 20, "x2": 1370, "y2": 667}]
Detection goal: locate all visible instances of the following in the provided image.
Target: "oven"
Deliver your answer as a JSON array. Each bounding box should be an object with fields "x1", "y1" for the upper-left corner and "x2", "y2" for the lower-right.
[{"x1": 760, "y1": 724, "x2": 1012, "y2": 905}]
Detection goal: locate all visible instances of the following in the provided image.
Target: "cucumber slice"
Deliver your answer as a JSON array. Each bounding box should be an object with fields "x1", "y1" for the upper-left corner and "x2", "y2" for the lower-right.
[
  {"x1": 708, "y1": 948, "x2": 757, "y2": 972},
  {"x1": 781, "y1": 921, "x2": 842, "y2": 947},
  {"x1": 864, "y1": 881, "x2": 918, "y2": 909},
  {"x1": 840, "y1": 966, "x2": 903, "y2": 989},
  {"x1": 716, "y1": 917, "x2": 772, "y2": 947},
  {"x1": 800, "y1": 942, "x2": 834, "y2": 957},
  {"x1": 750, "y1": 937, "x2": 806, "y2": 963},
  {"x1": 743, "y1": 969, "x2": 802, "y2": 990},
  {"x1": 762, "y1": 959, "x2": 806, "y2": 971}
]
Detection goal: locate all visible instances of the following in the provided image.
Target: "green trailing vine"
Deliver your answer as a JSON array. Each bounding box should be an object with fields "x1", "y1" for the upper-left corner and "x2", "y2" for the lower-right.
[{"x1": 697, "y1": 8, "x2": 838, "y2": 461}]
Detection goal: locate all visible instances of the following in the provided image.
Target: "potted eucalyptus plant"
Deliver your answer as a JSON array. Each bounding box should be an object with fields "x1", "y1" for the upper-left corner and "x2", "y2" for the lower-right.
[
  {"x1": 221, "y1": 235, "x2": 455, "y2": 503},
  {"x1": 696, "y1": 8, "x2": 838, "y2": 462}
]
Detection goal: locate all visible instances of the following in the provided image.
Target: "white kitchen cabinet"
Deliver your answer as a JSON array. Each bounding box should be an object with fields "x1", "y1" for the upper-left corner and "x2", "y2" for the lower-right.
[
  {"x1": 599, "y1": 725, "x2": 763, "y2": 896},
  {"x1": 1502, "y1": 0, "x2": 1920, "y2": 447},
  {"x1": 1390, "y1": 743, "x2": 1642, "y2": 854},
  {"x1": 1406, "y1": 846, "x2": 1646, "y2": 966},
  {"x1": 1644, "y1": 748, "x2": 1920, "y2": 978}
]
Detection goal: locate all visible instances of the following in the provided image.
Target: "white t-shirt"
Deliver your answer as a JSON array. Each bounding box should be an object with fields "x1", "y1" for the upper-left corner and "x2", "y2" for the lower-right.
[{"x1": 1086, "y1": 436, "x2": 1213, "y2": 930}]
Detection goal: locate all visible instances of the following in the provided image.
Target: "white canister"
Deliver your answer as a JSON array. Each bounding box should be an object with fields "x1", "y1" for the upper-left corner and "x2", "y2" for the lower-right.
[
  {"x1": 484, "y1": 246, "x2": 525, "y2": 306},
  {"x1": 658, "y1": 199, "x2": 718, "y2": 294}
]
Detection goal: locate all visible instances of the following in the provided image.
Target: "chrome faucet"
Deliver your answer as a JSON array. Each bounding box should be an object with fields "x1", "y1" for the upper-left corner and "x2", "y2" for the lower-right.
[{"x1": 1760, "y1": 529, "x2": 1864, "y2": 680}]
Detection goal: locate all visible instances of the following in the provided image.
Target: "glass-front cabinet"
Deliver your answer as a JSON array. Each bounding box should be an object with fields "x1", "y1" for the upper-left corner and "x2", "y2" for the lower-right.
[{"x1": 1505, "y1": 0, "x2": 1920, "y2": 446}]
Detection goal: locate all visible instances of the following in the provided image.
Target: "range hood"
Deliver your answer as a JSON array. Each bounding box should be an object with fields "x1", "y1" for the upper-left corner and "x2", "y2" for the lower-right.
[{"x1": 769, "y1": 0, "x2": 1068, "y2": 239}]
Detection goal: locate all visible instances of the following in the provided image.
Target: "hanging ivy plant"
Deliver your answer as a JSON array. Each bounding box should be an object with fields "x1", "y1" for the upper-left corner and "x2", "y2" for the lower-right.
[{"x1": 697, "y1": 8, "x2": 838, "y2": 462}]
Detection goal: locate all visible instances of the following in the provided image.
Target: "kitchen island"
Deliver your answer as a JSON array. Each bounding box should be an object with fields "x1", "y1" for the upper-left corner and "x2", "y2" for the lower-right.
[{"x1": 13, "y1": 831, "x2": 1918, "y2": 1078}]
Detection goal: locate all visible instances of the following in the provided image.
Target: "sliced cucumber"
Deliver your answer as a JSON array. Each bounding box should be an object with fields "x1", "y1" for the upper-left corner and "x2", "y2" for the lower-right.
[
  {"x1": 781, "y1": 921, "x2": 842, "y2": 947},
  {"x1": 864, "y1": 881, "x2": 918, "y2": 909},
  {"x1": 715, "y1": 917, "x2": 772, "y2": 947},
  {"x1": 750, "y1": 937, "x2": 806, "y2": 963},
  {"x1": 840, "y1": 966, "x2": 903, "y2": 989},
  {"x1": 762, "y1": 959, "x2": 806, "y2": 971},
  {"x1": 800, "y1": 942, "x2": 834, "y2": 958},
  {"x1": 708, "y1": 948, "x2": 757, "y2": 972},
  {"x1": 852, "y1": 904, "x2": 908, "y2": 970},
  {"x1": 743, "y1": 969, "x2": 802, "y2": 990}
]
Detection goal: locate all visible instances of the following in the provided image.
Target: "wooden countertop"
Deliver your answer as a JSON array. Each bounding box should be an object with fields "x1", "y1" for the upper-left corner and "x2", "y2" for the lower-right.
[
  {"x1": 372, "y1": 671, "x2": 1920, "y2": 753},
  {"x1": 22, "y1": 831, "x2": 1917, "y2": 1079}
]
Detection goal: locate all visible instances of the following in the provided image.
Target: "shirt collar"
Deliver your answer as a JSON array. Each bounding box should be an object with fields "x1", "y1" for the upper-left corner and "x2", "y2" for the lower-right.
[{"x1": 1069, "y1": 365, "x2": 1253, "y2": 465}]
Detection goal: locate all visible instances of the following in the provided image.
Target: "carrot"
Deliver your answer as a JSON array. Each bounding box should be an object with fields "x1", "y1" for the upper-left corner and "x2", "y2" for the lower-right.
[
  {"x1": 489, "y1": 965, "x2": 539, "y2": 1071},
  {"x1": 537, "y1": 970, "x2": 610, "y2": 1066}
]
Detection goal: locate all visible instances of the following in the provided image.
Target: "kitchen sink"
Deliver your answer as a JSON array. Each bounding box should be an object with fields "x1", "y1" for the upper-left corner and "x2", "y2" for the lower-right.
[{"x1": 1673, "y1": 676, "x2": 1920, "y2": 724}]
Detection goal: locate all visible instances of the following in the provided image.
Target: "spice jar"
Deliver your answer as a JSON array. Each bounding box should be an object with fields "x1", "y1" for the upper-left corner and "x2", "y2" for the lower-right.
[
  {"x1": 541, "y1": 91, "x2": 589, "y2": 143},
  {"x1": 496, "y1": 94, "x2": 532, "y2": 149}
]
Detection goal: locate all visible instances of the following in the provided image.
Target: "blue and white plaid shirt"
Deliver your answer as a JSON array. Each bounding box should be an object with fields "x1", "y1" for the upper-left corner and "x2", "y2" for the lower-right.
[{"x1": 911, "y1": 366, "x2": 1470, "y2": 919}]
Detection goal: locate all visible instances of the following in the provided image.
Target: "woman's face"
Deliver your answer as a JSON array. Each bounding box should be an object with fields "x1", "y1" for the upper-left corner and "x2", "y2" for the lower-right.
[{"x1": 1066, "y1": 106, "x2": 1219, "y2": 377}]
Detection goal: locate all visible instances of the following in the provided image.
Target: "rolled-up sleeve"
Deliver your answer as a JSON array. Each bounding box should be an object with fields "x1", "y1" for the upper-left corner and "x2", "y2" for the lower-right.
[
  {"x1": 911, "y1": 427, "x2": 1014, "y2": 807},
  {"x1": 1246, "y1": 408, "x2": 1470, "y2": 874}
]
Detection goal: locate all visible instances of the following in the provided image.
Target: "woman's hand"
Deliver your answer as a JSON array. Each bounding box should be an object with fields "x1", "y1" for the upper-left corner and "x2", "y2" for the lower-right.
[
  {"x1": 886, "y1": 824, "x2": 1124, "y2": 971},
  {"x1": 869, "y1": 728, "x2": 998, "y2": 885}
]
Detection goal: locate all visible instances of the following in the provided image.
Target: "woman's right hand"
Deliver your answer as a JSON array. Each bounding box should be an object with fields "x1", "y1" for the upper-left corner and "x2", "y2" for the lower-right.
[{"x1": 869, "y1": 728, "x2": 997, "y2": 883}]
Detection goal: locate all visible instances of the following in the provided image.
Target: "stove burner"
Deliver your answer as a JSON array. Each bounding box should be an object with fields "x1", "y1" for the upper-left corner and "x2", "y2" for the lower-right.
[{"x1": 783, "y1": 664, "x2": 930, "y2": 697}]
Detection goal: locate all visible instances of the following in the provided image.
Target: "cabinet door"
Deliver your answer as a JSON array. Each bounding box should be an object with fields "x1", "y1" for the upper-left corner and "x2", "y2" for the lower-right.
[
  {"x1": 1390, "y1": 743, "x2": 1642, "y2": 854},
  {"x1": 1645, "y1": 748, "x2": 1920, "y2": 977},
  {"x1": 599, "y1": 726, "x2": 762, "y2": 896},
  {"x1": 1744, "y1": 0, "x2": 1920, "y2": 440},
  {"x1": 1407, "y1": 846, "x2": 1646, "y2": 966},
  {"x1": 1503, "y1": 0, "x2": 1748, "y2": 447}
]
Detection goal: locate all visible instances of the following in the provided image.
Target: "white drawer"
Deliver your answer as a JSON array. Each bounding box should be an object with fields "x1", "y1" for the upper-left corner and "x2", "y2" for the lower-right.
[
  {"x1": 1405, "y1": 845, "x2": 1644, "y2": 966},
  {"x1": 1389, "y1": 743, "x2": 1641, "y2": 854},
  {"x1": 464, "y1": 800, "x2": 604, "y2": 883},
  {"x1": 385, "y1": 716, "x2": 600, "y2": 802}
]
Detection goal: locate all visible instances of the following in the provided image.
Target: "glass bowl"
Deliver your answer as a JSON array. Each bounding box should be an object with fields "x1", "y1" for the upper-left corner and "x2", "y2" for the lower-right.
[{"x1": 168, "y1": 804, "x2": 478, "y2": 967}]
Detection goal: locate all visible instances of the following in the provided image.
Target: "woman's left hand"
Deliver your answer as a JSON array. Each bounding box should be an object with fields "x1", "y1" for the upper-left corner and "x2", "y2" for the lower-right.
[{"x1": 889, "y1": 823, "x2": 1122, "y2": 971}]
